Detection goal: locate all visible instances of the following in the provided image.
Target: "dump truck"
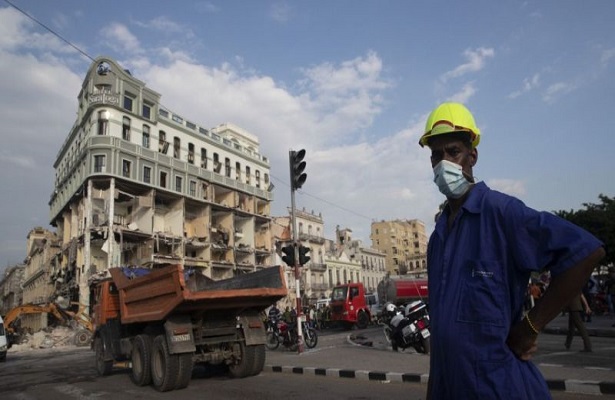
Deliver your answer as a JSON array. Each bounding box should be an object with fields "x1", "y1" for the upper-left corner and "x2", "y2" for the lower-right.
[{"x1": 90, "y1": 264, "x2": 287, "y2": 392}]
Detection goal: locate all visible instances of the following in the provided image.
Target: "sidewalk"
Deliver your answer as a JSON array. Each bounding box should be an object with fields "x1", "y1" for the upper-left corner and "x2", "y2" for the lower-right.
[{"x1": 264, "y1": 314, "x2": 615, "y2": 396}]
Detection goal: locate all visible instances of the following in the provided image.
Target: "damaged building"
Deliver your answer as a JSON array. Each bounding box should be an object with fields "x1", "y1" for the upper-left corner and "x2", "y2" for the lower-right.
[{"x1": 48, "y1": 57, "x2": 275, "y2": 309}]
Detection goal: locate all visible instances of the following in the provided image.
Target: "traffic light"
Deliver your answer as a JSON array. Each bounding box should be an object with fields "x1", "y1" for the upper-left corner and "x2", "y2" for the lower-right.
[
  {"x1": 298, "y1": 245, "x2": 311, "y2": 266},
  {"x1": 289, "y1": 149, "x2": 307, "y2": 190},
  {"x1": 281, "y1": 244, "x2": 295, "y2": 266}
]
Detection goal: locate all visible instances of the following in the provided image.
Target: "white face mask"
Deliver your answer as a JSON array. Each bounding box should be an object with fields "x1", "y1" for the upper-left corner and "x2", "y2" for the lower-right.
[{"x1": 433, "y1": 160, "x2": 471, "y2": 199}]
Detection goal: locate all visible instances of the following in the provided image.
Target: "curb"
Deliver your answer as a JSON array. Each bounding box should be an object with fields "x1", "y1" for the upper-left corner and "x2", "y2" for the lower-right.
[{"x1": 264, "y1": 365, "x2": 615, "y2": 395}]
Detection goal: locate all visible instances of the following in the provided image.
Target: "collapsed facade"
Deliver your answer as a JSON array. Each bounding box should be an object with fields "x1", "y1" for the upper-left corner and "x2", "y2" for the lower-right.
[{"x1": 48, "y1": 57, "x2": 275, "y2": 308}]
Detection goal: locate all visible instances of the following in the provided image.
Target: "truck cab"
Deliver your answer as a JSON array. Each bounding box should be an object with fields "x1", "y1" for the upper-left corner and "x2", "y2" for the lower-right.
[{"x1": 329, "y1": 282, "x2": 371, "y2": 329}]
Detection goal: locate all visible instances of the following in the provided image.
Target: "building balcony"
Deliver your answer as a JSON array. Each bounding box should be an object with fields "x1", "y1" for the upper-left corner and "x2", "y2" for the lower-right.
[
  {"x1": 298, "y1": 233, "x2": 325, "y2": 244},
  {"x1": 308, "y1": 263, "x2": 327, "y2": 271}
]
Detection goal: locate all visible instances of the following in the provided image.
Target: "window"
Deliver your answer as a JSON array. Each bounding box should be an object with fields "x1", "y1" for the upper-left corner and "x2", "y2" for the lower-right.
[
  {"x1": 255, "y1": 170, "x2": 261, "y2": 188},
  {"x1": 159, "y1": 131, "x2": 169, "y2": 154},
  {"x1": 200, "y1": 148, "x2": 207, "y2": 168},
  {"x1": 123, "y1": 93, "x2": 134, "y2": 111},
  {"x1": 213, "y1": 153, "x2": 221, "y2": 173},
  {"x1": 189, "y1": 181, "x2": 196, "y2": 196},
  {"x1": 225, "y1": 158, "x2": 231, "y2": 177},
  {"x1": 245, "y1": 166, "x2": 251, "y2": 184},
  {"x1": 122, "y1": 117, "x2": 131, "y2": 141},
  {"x1": 235, "y1": 162, "x2": 241, "y2": 180},
  {"x1": 143, "y1": 166, "x2": 151, "y2": 183},
  {"x1": 142, "y1": 125, "x2": 150, "y2": 148},
  {"x1": 97, "y1": 111, "x2": 108, "y2": 135},
  {"x1": 94, "y1": 155, "x2": 105, "y2": 172},
  {"x1": 188, "y1": 143, "x2": 195, "y2": 164},
  {"x1": 122, "y1": 160, "x2": 131, "y2": 178},
  {"x1": 173, "y1": 137, "x2": 180, "y2": 159},
  {"x1": 160, "y1": 171, "x2": 167, "y2": 188},
  {"x1": 175, "y1": 176, "x2": 183, "y2": 192},
  {"x1": 142, "y1": 103, "x2": 151, "y2": 119}
]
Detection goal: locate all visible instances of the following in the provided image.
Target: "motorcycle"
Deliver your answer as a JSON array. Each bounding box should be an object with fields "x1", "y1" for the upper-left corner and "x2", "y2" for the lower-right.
[
  {"x1": 380, "y1": 300, "x2": 430, "y2": 354},
  {"x1": 265, "y1": 318, "x2": 318, "y2": 350}
]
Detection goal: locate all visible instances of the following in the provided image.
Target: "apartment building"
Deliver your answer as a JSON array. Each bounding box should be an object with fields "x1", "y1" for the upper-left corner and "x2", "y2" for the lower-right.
[
  {"x1": 0, "y1": 265, "x2": 24, "y2": 316},
  {"x1": 370, "y1": 219, "x2": 428, "y2": 276},
  {"x1": 48, "y1": 57, "x2": 276, "y2": 308}
]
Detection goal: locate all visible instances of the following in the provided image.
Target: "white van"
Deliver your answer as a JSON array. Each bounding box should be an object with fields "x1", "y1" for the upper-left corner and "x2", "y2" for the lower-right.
[{"x1": 0, "y1": 315, "x2": 7, "y2": 362}]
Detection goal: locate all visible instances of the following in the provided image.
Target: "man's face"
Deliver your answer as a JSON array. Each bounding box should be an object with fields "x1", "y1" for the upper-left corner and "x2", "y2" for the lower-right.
[{"x1": 429, "y1": 135, "x2": 477, "y2": 180}]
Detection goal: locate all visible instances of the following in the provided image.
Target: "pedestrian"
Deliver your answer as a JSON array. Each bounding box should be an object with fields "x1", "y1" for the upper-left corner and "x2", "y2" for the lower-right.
[
  {"x1": 564, "y1": 293, "x2": 592, "y2": 352},
  {"x1": 419, "y1": 102, "x2": 605, "y2": 400},
  {"x1": 582, "y1": 275, "x2": 598, "y2": 322}
]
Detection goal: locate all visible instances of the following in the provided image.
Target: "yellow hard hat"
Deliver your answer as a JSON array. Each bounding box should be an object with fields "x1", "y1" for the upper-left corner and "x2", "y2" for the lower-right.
[{"x1": 419, "y1": 102, "x2": 481, "y2": 148}]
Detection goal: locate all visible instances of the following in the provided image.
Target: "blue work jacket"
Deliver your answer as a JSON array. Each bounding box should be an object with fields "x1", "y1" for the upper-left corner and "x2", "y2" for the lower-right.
[{"x1": 427, "y1": 182, "x2": 602, "y2": 399}]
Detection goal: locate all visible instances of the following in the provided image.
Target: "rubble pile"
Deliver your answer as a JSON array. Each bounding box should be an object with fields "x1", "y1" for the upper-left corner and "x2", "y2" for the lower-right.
[{"x1": 10, "y1": 326, "x2": 88, "y2": 352}]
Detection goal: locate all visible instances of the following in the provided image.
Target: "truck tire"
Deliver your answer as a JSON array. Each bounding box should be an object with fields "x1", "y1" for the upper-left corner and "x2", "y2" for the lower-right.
[
  {"x1": 174, "y1": 353, "x2": 193, "y2": 390},
  {"x1": 228, "y1": 341, "x2": 255, "y2": 379},
  {"x1": 130, "y1": 334, "x2": 152, "y2": 386},
  {"x1": 94, "y1": 337, "x2": 113, "y2": 376},
  {"x1": 265, "y1": 332, "x2": 279, "y2": 350},
  {"x1": 151, "y1": 335, "x2": 179, "y2": 392},
  {"x1": 356, "y1": 311, "x2": 369, "y2": 329},
  {"x1": 250, "y1": 344, "x2": 266, "y2": 376}
]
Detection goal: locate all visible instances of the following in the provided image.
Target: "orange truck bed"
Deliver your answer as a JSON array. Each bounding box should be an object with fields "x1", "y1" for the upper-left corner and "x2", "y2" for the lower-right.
[{"x1": 109, "y1": 265, "x2": 287, "y2": 324}]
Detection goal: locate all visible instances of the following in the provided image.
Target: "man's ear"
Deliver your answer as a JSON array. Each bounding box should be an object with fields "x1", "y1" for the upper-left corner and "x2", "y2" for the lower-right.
[{"x1": 470, "y1": 148, "x2": 478, "y2": 167}]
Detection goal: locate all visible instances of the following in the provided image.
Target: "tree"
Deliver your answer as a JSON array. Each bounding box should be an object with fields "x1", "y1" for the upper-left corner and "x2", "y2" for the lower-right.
[{"x1": 554, "y1": 194, "x2": 615, "y2": 266}]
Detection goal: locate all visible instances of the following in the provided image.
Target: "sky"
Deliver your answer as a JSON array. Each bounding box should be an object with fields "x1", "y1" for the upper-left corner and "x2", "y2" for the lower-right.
[{"x1": 1, "y1": 1, "x2": 614, "y2": 274}]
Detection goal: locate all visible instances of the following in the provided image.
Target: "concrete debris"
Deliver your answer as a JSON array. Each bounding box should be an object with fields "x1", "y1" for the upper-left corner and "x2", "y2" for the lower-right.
[{"x1": 9, "y1": 326, "x2": 86, "y2": 352}]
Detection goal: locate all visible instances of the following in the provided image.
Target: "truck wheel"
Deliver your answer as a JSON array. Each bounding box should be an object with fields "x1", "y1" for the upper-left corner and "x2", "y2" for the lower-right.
[
  {"x1": 151, "y1": 335, "x2": 179, "y2": 392},
  {"x1": 356, "y1": 311, "x2": 369, "y2": 329},
  {"x1": 74, "y1": 330, "x2": 92, "y2": 347},
  {"x1": 94, "y1": 337, "x2": 113, "y2": 376},
  {"x1": 174, "y1": 353, "x2": 193, "y2": 390},
  {"x1": 265, "y1": 332, "x2": 279, "y2": 350},
  {"x1": 250, "y1": 344, "x2": 266, "y2": 376},
  {"x1": 130, "y1": 334, "x2": 153, "y2": 386},
  {"x1": 228, "y1": 341, "x2": 255, "y2": 379}
]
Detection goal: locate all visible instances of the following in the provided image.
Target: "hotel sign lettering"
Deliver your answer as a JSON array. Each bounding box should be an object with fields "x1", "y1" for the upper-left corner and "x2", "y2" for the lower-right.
[{"x1": 89, "y1": 93, "x2": 120, "y2": 106}]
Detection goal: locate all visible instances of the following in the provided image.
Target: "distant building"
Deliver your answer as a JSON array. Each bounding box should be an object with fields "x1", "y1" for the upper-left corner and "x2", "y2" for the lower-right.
[
  {"x1": 48, "y1": 56, "x2": 276, "y2": 309},
  {"x1": 341, "y1": 228, "x2": 387, "y2": 293},
  {"x1": 0, "y1": 265, "x2": 25, "y2": 316},
  {"x1": 370, "y1": 219, "x2": 428, "y2": 276}
]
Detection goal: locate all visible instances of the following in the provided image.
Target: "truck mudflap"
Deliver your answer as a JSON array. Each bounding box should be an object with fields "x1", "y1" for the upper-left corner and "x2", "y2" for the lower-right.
[
  {"x1": 238, "y1": 314, "x2": 266, "y2": 346},
  {"x1": 164, "y1": 315, "x2": 196, "y2": 354}
]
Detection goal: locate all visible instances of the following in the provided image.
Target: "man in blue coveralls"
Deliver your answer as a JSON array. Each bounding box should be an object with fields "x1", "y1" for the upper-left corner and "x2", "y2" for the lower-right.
[{"x1": 420, "y1": 102, "x2": 605, "y2": 399}]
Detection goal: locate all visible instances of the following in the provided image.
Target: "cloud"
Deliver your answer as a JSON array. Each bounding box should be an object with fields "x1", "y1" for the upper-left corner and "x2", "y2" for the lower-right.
[
  {"x1": 270, "y1": 2, "x2": 292, "y2": 23},
  {"x1": 601, "y1": 48, "x2": 615, "y2": 66},
  {"x1": 100, "y1": 22, "x2": 142, "y2": 54},
  {"x1": 448, "y1": 82, "x2": 477, "y2": 104},
  {"x1": 0, "y1": 153, "x2": 36, "y2": 169},
  {"x1": 542, "y1": 81, "x2": 576, "y2": 103},
  {"x1": 134, "y1": 16, "x2": 194, "y2": 39},
  {"x1": 194, "y1": 2, "x2": 220, "y2": 13},
  {"x1": 487, "y1": 179, "x2": 527, "y2": 197},
  {"x1": 508, "y1": 73, "x2": 540, "y2": 99},
  {"x1": 440, "y1": 47, "x2": 495, "y2": 82}
]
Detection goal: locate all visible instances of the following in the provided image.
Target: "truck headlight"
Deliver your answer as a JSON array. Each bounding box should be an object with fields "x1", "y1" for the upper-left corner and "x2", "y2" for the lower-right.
[{"x1": 0, "y1": 344, "x2": 7, "y2": 352}]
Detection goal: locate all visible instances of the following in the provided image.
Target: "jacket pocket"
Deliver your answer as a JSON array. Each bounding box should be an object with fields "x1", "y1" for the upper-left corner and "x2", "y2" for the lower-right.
[{"x1": 457, "y1": 260, "x2": 506, "y2": 326}]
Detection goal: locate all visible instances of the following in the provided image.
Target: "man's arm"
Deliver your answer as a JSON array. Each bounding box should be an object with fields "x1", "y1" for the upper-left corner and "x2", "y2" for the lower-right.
[{"x1": 507, "y1": 247, "x2": 605, "y2": 360}]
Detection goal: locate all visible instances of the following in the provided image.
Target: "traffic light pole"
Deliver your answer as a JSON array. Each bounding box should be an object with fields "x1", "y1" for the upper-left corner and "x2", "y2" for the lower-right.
[{"x1": 289, "y1": 151, "x2": 304, "y2": 354}]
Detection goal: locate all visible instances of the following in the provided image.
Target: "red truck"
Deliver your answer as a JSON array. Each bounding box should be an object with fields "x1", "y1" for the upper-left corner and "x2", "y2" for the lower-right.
[
  {"x1": 90, "y1": 264, "x2": 287, "y2": 392},
  {"x1": 377, "y1": 276, "x2": 429, "y2": 306},
  {"x1": 329, "y1": 282, "x2": 372, "y2": 329}
]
